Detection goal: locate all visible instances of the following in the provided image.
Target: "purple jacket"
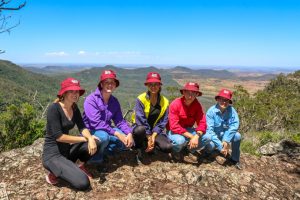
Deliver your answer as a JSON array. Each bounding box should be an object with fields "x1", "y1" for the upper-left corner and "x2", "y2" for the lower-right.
[{"x1": 82, "y1": 88, "x2": 132, "y2": 135}]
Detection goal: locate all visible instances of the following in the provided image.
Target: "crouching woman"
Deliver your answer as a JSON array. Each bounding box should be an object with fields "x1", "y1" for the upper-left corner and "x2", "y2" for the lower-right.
[{"x1": 42, "y1": 77, "x2": 100, "y2": 190}]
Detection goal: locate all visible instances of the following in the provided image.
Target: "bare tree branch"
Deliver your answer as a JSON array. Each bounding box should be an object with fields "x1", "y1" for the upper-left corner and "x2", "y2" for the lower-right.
[
  {"x1": 0, "y1": 1, "x2": 26, "y2": 11},
  {"x1": 0, "y1": 0, "x2": 26, "y2": 53},
  {"x1": 0, "y1": 18, "x2": 19, "y2": 33}
]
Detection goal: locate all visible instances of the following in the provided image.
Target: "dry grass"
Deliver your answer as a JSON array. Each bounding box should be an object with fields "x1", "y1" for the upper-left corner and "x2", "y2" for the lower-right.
[{"x1": 174, "y1": 78, "x2": 269, "y2": 96}]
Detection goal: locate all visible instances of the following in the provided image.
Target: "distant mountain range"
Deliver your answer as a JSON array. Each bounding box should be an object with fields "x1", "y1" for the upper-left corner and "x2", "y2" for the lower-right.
[
  {"x1": 24, "y1": 64, "x2": 278, "y2": 81},
  {"x1": 0, "y1": 59, "x2": 284, "y2": 111}
]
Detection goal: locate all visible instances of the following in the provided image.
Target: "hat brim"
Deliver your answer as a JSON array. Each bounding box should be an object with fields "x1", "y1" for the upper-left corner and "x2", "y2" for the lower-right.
[
  {"x1": 144, "y1": 79, "x2": 162, "y2": 86},
  {"x1": 215, "y1": 95, "x2": 233, "y2": 104},
  {"x1": 58, "y1": 86, "x2": 85, "y2": 97},
  {"x1": 180, "y1": 89, "x2": 202, "y2": 97}
]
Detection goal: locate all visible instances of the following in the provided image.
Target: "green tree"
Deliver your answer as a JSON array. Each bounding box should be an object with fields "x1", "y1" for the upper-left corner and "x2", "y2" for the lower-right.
[
  {"x1": 234, "y1": 71, "x2": 300, "y2": 132},
  {"x1": 0, "y1": 102, "x2": 45, "y2": 151}
]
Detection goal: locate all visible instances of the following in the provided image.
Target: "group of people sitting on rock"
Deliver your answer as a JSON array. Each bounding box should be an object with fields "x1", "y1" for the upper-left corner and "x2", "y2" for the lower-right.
[{"x1": 42, "y1": 69, "x2": 242, "y2": 191}]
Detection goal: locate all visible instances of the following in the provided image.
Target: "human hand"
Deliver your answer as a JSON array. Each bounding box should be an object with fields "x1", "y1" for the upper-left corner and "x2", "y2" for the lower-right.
[
  {"x1": 145, "y1": 134, "x2": 156, "y2": 152},
  {"x1": 125, "y1": 133, "x2": 134, "y2": 148},
  {"x1": 87, "y1": 137, "x2": 97, "y2": 155},
  {"x1": 188, "y1": 134, "x2": 199, "y2": 149},
  {"x1": 221, "y1": 142, "x2": 229, "y2": 156}
]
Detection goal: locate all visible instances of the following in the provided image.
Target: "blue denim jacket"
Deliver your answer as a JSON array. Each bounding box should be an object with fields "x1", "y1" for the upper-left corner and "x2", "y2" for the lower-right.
[{"x1": 206, "y1": 104, "x2": 239, "y2": 151}]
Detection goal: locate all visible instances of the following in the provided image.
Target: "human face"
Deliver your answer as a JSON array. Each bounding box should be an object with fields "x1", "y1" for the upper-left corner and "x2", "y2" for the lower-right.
[
  {"x1": 217, "y1": 97, "x2": 230, "y2": 110},
  {"x1": 64, "y1": 90, "x2": 80, "y2": 103},
  {"x1": 183, "y1": 90, "x2": 198, "y2": 104},
  {"x1": 101, "y1": 78, "x2": 117, "y2": 93},
  {"x1": 147, "y1": 82, "x2": 161, "y2": 94}
]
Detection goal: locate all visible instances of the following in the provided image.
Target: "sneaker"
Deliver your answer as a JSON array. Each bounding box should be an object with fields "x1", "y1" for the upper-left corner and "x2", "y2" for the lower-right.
[
  {"x1": 234, "y1": 162, "x2": 243, "y2": 170},
  {"x1": 79, "y1": 164, "x2": 93, "y2": 179},
  {"x1": 228, "y1": 158, "x2": 243, "y2": 170},
  {"x1": 45, "y1": 172, "x2": 58, "y2": 185},
  {"x1": 215, "y1": 155, "x2": 227, "y2": 165},
  {"x1": 183, "y1": 152, "x2": 199, "y2": 164}
]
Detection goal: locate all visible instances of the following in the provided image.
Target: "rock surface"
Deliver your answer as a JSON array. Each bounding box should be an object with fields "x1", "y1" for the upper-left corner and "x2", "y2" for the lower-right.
[{"x1": 0, "y1": 138, "x2": 299, "y2": 199}]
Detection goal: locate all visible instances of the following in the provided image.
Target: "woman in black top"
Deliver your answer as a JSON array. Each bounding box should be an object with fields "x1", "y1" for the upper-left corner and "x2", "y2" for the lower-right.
[{"x1": 42, "y1": 77, "x2": 100, "y2": 191}]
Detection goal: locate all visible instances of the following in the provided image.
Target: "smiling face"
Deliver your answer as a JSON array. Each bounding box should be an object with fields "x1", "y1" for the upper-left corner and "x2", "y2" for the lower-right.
[
  {"x1": 217, "y1": 96, "x2": 230, "y2": 111},
  {"x1": 182, "y1": 90, "x2": 198, "y2": 105},
  {"x1": 100, "y1": 78, "x2": 117, "y2": 94},
  {"x1": 146, "y1": 82, "x2": 161, "y2": 94},
  {"x1": 64, "y1": 90, "x2": 80, "y2": 103}
]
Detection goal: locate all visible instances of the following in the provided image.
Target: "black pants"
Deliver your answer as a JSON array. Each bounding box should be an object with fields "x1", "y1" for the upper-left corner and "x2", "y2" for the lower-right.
[
  {"x1": 132, "y1": 125, "x2": 173, "y2": 153},
  {"x1": 43, "y1": 140, "x2": 100, "y2": 191}
]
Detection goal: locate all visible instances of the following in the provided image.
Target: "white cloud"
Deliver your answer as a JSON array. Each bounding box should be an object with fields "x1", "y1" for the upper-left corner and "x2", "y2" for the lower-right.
[
  {"x1": 78, "y1": 50, "x2": 86, "y2": 55},
  {"x1": 45, "y1": 51, "x2": 69, "y2": 57}
]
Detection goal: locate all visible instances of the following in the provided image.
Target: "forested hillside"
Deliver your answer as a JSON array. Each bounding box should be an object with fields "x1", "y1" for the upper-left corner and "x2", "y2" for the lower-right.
[{"x1": 0, "y1": 60, "x2": 59, "y2": 107}]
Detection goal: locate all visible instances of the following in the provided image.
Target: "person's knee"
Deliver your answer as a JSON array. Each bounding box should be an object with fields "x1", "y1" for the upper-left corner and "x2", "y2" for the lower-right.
[
  {"x1": 172, "y1": 137, "x2": 186, "y2": 152},
  {"x1": 73, "y1": 176, "x2": 90, "y2": 191},
  {"x1": 206, "y1": 141, "x2": 215, "y2": 152},
  {"x1": 94, "y1": 131, "x2": 110, "y2": 146},
  {"x1": 202, "y1": 133, "x2": 212, "y2": 142},
  {"x1": 133, "y1": 125, "x2": 146, "y2": 136},
  {"x1": 160, "y1": 143, "x2": 173, "y2": 153},
  {"x1": 101, "y1": 134, "x2": 110, "y2": 146},
  {"x1": 234, "y1": 132, "x2": 242, "y2": 142}
]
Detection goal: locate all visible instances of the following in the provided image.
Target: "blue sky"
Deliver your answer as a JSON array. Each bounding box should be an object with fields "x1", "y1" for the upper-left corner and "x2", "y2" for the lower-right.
[{"x1": 0, "y1": 0, "x2": 299, "y2": 68}]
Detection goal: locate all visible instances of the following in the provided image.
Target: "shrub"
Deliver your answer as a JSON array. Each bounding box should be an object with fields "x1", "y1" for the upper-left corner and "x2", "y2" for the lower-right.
[{"x1": 0, "y1": 103, "x2": 45, "y2": 151}]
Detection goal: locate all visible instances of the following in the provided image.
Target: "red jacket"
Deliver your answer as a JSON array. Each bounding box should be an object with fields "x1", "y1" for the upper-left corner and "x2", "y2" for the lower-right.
[{"x1": 167, "y1": 96, "x2": 206, "y2": 134}]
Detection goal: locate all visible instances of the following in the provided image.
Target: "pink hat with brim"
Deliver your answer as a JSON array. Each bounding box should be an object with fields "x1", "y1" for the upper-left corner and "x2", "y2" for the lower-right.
[
  {"x1": 99, "y1": 69, "x2": 120, "y2": 87},
  {"x1": 215, "y1": 88, "x2": 233, "y2": 104},
  {"x1": 180, "y1": 82, "x2": 202, "y2": 96},
  {"x1": 144, "y1": 72, "x2": 162, "y2": 85},
  {"x1": 57, "y1": 77, "x2": 85, "y2": 97}
]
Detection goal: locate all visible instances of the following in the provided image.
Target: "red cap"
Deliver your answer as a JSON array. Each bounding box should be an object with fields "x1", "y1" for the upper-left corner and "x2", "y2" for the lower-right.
[
  {"x1": 144, "y1": 72, "x2": 162, "y2": 85},
  {"x1": 215, "y1": 89, "x2": 233, "y2": 104},
  {"x1": 57, "y1": 77, "x2": 85, "y2": 97},
  {"x1": 180, "y1": 82, "x2": 202, "y2": 96},
  {"x1": 99, "y1": 69, "x2": 119, "y2": 87}
]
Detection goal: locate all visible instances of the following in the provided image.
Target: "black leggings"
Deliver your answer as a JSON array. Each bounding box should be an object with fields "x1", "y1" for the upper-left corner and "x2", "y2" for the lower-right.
[
  {"x1": 133, "y1": 125, "x2": 172, "y2": 153},
  {"x1": 43, "y1": 140, "x2": 100, "y2": 191}
]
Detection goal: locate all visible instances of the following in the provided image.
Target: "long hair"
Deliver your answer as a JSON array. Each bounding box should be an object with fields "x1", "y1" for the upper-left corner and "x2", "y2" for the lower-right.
[{"x1": 54, "y1": 94, "x2": 77, "y2": 110}]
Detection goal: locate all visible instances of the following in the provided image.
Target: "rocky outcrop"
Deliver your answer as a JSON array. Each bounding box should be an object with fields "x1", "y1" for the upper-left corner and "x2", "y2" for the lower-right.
[
  {"x1": 0, "y1": 138, "x2": 299, "y2": 199},
  {"x1": 259, "y1": 139, "x2": 300, "y2": 156}
]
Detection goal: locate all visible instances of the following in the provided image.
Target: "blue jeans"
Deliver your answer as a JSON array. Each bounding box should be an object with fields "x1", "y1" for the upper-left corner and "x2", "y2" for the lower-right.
[
  {"x1": 89, "y1": 130, "x2": 110, "y2": 163},
  {"x1": 209, "y1": 132, "x2": 241, "y2": 162},
  {"x1": 168, "y1": 127, "x2": 212, "y2": 153},
  {"x1": 105, "y1": 128, "x2": 128, "y2": 156},
  {"x1": 90, "y1": 128, "x2": 128, "y2": 162}
]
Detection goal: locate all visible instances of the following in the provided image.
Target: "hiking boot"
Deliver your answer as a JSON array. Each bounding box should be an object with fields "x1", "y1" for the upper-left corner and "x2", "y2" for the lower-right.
[
  {"x1": 215, "y1": 155, "x2": 227, "y2": 165},
  {"x1": 183, "y1": 152, "x2": 199, "y2": 164},
  {"x1": 171, "y1": 151, "x2": 183, "y2": 162},
  {"x1": 45, "y1": 172, "x2": 58, "y2": 185},
  {"x1": 79, "y1": 164, "x2": 93, "y2": 179},
  {"x1": 234, "y1": 162, "x2": 243, "y2": 170},
  {"x1": 229, "y1": 158, "x2": 243, "y2": 170}
]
